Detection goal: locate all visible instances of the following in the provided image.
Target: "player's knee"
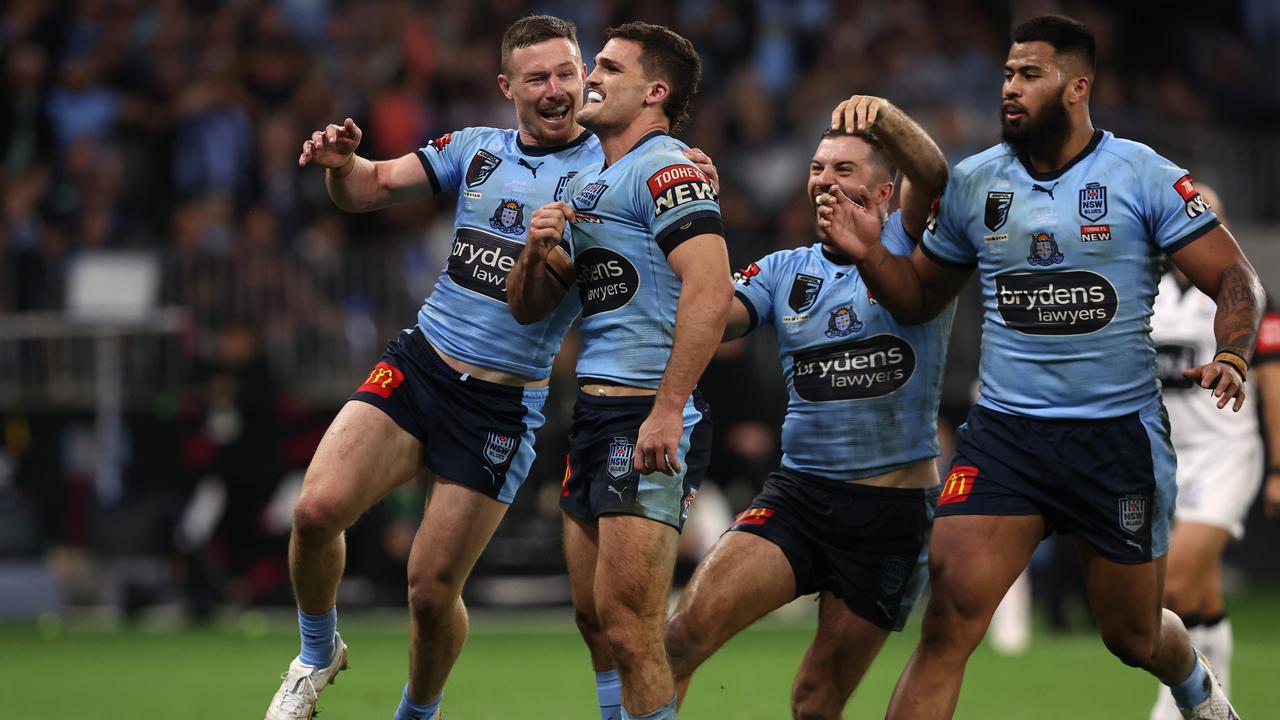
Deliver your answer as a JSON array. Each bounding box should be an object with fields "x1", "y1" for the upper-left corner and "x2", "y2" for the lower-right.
[
  {"x1": 791, "y1": 676, "x2": 839, "y2": 720},
  {"x1": 1100, "y1": 623, "x2": 1157, "y2": 668},
  {"x1": 664, "y1": 609, "x2": 708, "y2": 679},
  {"x1": 291, "y1": 493, "x2": 347, "y2": 547},
  {"x1": 574, "y1": 606, "x2": 605, "y2": 644},
  {"x1": 406, "y1": 573, "x2": 458, "y2": 622},
  {"x1": 916, "y1": 577, "x2": 991, "y2": 652},
  {"x1": 603, "y1": 616, "x2": 653, "y2": 671}
]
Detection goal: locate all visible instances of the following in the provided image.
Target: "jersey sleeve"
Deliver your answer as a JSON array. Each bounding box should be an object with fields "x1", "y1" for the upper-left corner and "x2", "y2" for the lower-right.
[
  {"x1": 636, "y1": 154, "x2": 723, "y2": 256},
  {"x1": 1256, "y1": 292, "x2": 1280, "y2": 366},
  {"x1": 414, "y1": 127, "x2": 486, "y2": 195},
  {"x1": 921, "y1": 176, "x2": 978, "y2": 268},
  {"x1": 1136, "y1": 154, "x2": 1221, "y2": 254},
  {"x1": 880, "y1": 209, "x2": 917, "y2": 257},
  {"x1": 732, "y1": 251, "x2": 785, "y2": 331}
]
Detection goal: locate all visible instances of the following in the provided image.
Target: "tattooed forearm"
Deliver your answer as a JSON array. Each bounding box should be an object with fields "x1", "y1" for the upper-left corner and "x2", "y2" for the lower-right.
[{"x1": 1215, "y1": 262, "x2": 1265, "y2": 361}]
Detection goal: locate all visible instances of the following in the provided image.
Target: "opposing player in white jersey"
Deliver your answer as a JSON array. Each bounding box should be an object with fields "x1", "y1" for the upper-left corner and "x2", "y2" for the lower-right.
[
  {"x1": 818, "y1": 15, "x2": 1262, "y2": 720},
  {"x1": 1149, "y1": 185, "x2": 1280, "y2": 720},
  {"x1": 664, "y1": 95, "x2": 951, "y2": 719},
  {"x1": 265, "y1": 16, "x2": 715, "y2": 720}
]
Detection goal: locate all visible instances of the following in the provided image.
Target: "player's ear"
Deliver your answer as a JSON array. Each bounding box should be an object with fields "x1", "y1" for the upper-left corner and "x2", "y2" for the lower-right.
[
  {"x1": 645, "y1": 79, "x2": 670, "y2": 108},
  {"x1": 1065, "y1": 73, "x2": 1090, "y2": 106},
  {"x1": 874, "y1": 180, "x2": 895, "y2": 206},
  {"x1": 498, "y1": 74, "x2": 513, "y2": 100}
]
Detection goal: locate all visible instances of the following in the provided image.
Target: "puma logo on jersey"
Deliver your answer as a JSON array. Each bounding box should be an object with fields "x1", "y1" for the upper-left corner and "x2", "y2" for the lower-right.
[{"x1": 518, "y1": 158, "x2": 544, "y2": 177}]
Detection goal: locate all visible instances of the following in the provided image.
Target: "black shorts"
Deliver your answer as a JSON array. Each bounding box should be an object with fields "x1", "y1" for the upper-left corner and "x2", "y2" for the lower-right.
[
  {"x1": 935, "y1": 403, "x2": 1176, "y2": 563},
  {"x1": 350, "y1": 327, "x2": 547, "y2": 503},
  {"x1": 560, "y1": 389, "x2": 712, "y2": 531},
  {"x1": 729, "y1": 469, "x2": 938, "y2": 631}
]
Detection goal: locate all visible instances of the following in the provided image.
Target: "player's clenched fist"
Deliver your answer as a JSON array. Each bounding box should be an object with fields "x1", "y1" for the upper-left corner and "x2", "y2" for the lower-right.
[
  {"x1": 830, "y1": 94, "x2": 896, "y2": 133},
  {"x1": 527, "y1": 202, "x2": 576, "y2": 256},
  {"x1": 299, "y1": 117, "x2": 363, "y2": 168}
]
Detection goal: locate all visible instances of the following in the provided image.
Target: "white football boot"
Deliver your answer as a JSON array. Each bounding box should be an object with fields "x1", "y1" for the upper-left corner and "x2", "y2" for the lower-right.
[
  {"x1": 265, "y1": 633, "x2": 349, "y2": 719},
  {"x1": 1179, "y1": 650, "x2": 1240, "y2": 720}
]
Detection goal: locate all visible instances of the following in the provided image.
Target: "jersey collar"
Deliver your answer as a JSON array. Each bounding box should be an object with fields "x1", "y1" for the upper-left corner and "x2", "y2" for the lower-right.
[
  {"x1": 1014, "y1": 128, "x2": 1104, "y2": 182},
  {"x1": 516, "y1": 129, "x2": 594, "y2": 157},
  {"x1": 603, "y1": 129, "x2": 669, "y2": 170}
]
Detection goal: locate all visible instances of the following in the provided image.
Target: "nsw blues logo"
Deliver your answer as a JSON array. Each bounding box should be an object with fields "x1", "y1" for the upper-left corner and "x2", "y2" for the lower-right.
[
  {"x1": 484, "y1": 432, "x2": 517, "y2": 466},
  {"x1": 1119, "y1": 495, "x2": 1148, "y2": 535},
  {"x1": 607, "y1": 437, "x2": 635, "y2": 479},
  {"x1": 825, "y1": 306, "x2": 863, "y2": 338},
  {"x1": 1026, "y1": 231, "x2": 1064, "y2": 266},
  {"x1": 489, "y1": 199, "x2": 527, "y2": 235},
  {"x1": 788, "y1": 273, "x2": 824, "y2": 313},
  {"x1": 1079, "y1": 182, "x2": 1107, "y2": 221},
  {"x1": 573, "y1": 181, "x2": 609, "y2": 211},
  {"x1": 984, "y1": 191, "x2": 1013, "y2": 232}
]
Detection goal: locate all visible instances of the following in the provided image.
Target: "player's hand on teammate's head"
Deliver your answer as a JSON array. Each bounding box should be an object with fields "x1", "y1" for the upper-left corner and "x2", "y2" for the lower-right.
[
  {"x1": 815, "y1": 184, "x2": 881, "y2": 261},
  {"x1": 831, "y1": 95, "x2": 895, "y2": 132},
  {"x1": 528, "y1": 202, "x2": 575, "y2": 254},
  {"x1": 299, "y1": 117, "x2": 362, "y2": 168},
  {"x1": 681, "y1": 148, "x2": 719, "y2": 193},
  {"x1": 1181, "y1": 361, "x2": 1247, "y2": 412}
]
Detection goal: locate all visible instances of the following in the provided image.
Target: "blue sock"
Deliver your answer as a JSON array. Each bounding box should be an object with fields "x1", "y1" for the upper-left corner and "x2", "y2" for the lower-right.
[
  {"x1": 297, "y1": 607, "x2": 337, "y2": 667},
  {"x1": 596, "y1": 669, "x2": 622, "y2": 720},
  {"x1": 393, "y1": 684, "x2": 442, "y2": 720},
  {"x1": 621, "y1": 695, "x2": 677, "y2": 720},
  {"x1": 1168, "y1": 652, "x2": 1210, "y2": 709}
]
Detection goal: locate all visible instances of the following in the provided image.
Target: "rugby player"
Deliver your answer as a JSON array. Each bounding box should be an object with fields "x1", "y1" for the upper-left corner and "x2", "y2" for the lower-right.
[
  {"x1": 663, "y1": 94, "x2": 951, "y2": 719},
  {"x1": 818, "y1": 15, "x2": 1260, "y2": 720},
  {"x1": 508, "y1": 22, "x2": 731, "y2": 720}
]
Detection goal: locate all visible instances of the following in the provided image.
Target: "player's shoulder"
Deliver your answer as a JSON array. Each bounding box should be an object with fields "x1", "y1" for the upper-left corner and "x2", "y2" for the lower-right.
[
  {"x1": 950, "y1": 142, "x2": 1015, "y2": 185},
  {"x1": 1094, "y1": 132, "x2": 1177, "y2": 175},
  {"x1": 627, "y1": 133, "x2": 696, "y2": 174}
]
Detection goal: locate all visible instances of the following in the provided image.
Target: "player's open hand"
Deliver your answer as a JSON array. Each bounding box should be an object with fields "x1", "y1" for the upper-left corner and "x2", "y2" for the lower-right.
[
  {"x1": 831, "y1": 95, "x2": 895, "y2": 132},
  {"x1": 634, "y1": 406, "x2": 683, "y2": 477},
  {"x1": 816, "y1": 184, "x2": 881, "y2": 261},
  {"x1": 681, "y1": 147, "x2": 720, "y2": 193},
  {"x1": 299, "y1": 118, "x2": 362, "y2": 168},
  {"x1": 528, "y1": 202, "x2": 575, "y2": 257},
  {"x1": 1181, "y1": 361, "x2": 1247, "y2": 411}
]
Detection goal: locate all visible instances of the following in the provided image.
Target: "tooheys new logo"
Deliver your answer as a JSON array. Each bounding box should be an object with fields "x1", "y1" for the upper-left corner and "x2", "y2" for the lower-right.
[
  {"x1": 996, "y1": 270, "x2": 1118, "y2": 335},
  {"x1": 576, "y1": 247, "x2": 639, "y2": 317},
  {"x1": 446, "y1": 228, "x2": 524, "y2": 301},
  {"x1": 791, "y1": 334, "x2": 916, "y2": 402},
  {"x1": 648, "y1": 164, "x2": 716, "y2": 215}
]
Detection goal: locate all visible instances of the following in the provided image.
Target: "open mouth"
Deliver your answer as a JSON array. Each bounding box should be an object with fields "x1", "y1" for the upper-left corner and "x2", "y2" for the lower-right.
[
  {"x1": 586, "y1": 89, "x2": 604, "y2": 104},
  {"x1": 1002, "y1": 102, "x2": 1025, "y2": 121},
  {"x1": 540, "y1": 104, "x2": 570, "y2": 121}
]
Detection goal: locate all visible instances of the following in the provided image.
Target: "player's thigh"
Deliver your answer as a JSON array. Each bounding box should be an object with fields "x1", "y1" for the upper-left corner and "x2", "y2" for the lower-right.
[
  {"x1": 406, "y1": 479, "x2": 509, "y2": 591},
  {"x1": 596, "y1": 514, "x2": 679, "y2": 619},
  {"x1": 564, "y1": 513, "x2": 601, "y2": 612},
  {"x1": 668, "y1": 530, "x2": 796, "y2": 657},
  {"x1": 926, "y1": 514, "x2": 1045, "y2": 623},
  {"x1": 1077, "y1": 538, "x2": 1164, "y2": 639},
  {"x1": 1163, "y1": 520, "x2": 1230, "y2": 606},
  {"x1": 796, "y1": 592, "x2": 891, "y2": 699},
  {"x1": 297, "y1": 400, "x2": 423, "y2": 529}
]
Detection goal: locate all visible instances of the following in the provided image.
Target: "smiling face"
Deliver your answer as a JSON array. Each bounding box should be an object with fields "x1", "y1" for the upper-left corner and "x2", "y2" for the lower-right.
[
  {"x1": 577, "y1": 38, "x2": 659, "y2": 133},
  {"x1": 499, "y1": 37, "x2": 585, "y2": 146}
]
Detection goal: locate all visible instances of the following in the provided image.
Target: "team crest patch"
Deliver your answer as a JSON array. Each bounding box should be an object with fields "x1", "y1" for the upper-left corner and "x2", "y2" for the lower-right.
[
  {"x1": 984, "y1": 191, "x2": 1014, "y2": 232},
  {"x1": 607, "y1": 437, "x2": 635, "y2": 479},
  {"x1": 1079, "y1": 182, "x2": 1107, "y2": 221},
  {"x1": 788, "y1": 274, "x2": 824, "y2": 313},
  {"x1": 573, "y1": 181, "x2": 609, "y2": 211},
  {"x1": 1027, "y1": 231, "x2": 1064, "y2": 266},
  {"x1": 554, "y1": 172, "x2": 578, "y2": 202},
  {"x1": 880, "y1": 556, "x2": 911, "y2": 596},
  {"x1": 1119, "y1": 495, "x2": 1148, "y2": 535},
  {"x1": 824, "y1": 306, "x2": 863, "y2": 338},
  {"x1": 484, "y1": 432, "x2": 517, "y2": 466},
  {"x1": 489, "y1": 198, "x2": 527, "y2": 235},
  {"x1": 465, "y1": 149, "x2": 501, "y2": 188},
  {"x1": 681, "y1": 486, "x2": 698, "y2": 522}
]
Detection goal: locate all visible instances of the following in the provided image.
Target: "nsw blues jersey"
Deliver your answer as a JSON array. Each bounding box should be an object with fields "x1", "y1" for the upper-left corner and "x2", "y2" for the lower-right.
[
  {"x1": 415, "y1": 127, "x2": 599, "y2": 379},
  {"x1": 922, "y1": 130, "x2": 1220, "y2": 418},
  {"x1": 566, "y1": 131, "x2": 723, "y2": 388},
  {"x1": 735, "y1": 211, "x2": 955, "y2": 478}
]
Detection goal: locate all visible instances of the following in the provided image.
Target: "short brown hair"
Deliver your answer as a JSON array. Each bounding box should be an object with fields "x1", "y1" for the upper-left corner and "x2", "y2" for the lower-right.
[
  {"x1": 500, "y1": 15, "x2": 579, "y2": 74},
  {"x1": 820, "y1": 128, "x2": 898, "y2": 184},
  {"x1": 604, "y1": 22, "x2": 702, "y2": 133}
]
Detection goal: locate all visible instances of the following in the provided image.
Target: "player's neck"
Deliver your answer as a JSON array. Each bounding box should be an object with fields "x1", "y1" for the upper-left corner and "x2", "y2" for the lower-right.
[
  {"x1": 598, "y1": 118, "x2": 670, "y2": 166},
  {"x1": 516, "y1": 124, "x2": 588, "y2": 151},
  {"x1": 1027, "y1": 118, "x2": 1096, "y2": 174}
]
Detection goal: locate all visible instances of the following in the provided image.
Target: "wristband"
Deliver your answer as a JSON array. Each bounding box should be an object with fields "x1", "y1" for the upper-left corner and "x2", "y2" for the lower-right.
[
  {"x1": 329, "y1": 154, "x2": 357, "y2": 178},
  {"x1": 1212, "y1": 350, "x2": 1249, "y2": 381}
]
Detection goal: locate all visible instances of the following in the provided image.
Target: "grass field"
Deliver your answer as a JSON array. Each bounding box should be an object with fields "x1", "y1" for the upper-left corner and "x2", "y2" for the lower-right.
[{"x1": 3, "y1": 589, "x2": 1278, "y2": 719}]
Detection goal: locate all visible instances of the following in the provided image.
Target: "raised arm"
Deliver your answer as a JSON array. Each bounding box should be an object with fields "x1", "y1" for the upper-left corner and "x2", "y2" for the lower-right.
[
  {"x1": 507, "y1": 202, "x2": 576, "y2": 325},
  {"x1": 1170, "y1": 225, "x2": 1265, "y2": 411},
  {"x1": 299, "y1": 118, "x2": 434, "y2": 212}
]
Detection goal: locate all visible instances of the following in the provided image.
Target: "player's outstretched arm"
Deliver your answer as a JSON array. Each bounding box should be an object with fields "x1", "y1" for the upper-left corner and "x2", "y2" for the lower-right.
[
  {"x1": 817, "y1": 185, "x2": 969, "y2": 324},
  {"x1": 635, "y1": 235, "x2": 734, "y2": 476},
  {"x1": 507, "y1": 202, "x2": 576, "y2": 325},
  {"x1": 1171, "y1": 225, "x2": 1265, "y2": 411},
  {"x1": 831, "y1": 95, "x2": 948, "y2": 238},
  {"x1": 299, "y1": 118, "x2": 433, "y2": 213}
]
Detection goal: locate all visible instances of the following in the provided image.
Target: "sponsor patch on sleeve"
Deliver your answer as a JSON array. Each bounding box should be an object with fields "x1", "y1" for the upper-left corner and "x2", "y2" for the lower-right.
[
  {"x1": 733, "y1": 262, "x2": 762, "y2": 286},
  {"x1": 1172, "y1": 174, "x2": 1210, "y2": 219},
  {"x1": 426, "y1": 132, "x2": 452, "y2": 152},
  {"x1": 647, "y1": 163, "x2": 717, "y2": 215},
  {"x1": 1257, "y1": 309, "x2": 1280, "y2": 359},
  {"x1": 357, "y1": 361, "x2": 405, "y2": 398}
]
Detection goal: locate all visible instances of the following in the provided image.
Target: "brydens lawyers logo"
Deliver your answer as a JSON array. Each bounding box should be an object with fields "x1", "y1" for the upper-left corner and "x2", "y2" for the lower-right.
[
  {"x1": 939, "y1": 466, "x2": 978, "y2": 506},
  {"x1": 357, "y1": 362, "x2": 405, "y2": 398}
]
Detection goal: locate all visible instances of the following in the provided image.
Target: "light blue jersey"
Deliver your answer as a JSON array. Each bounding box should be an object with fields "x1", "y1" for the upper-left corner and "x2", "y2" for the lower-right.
[
  {"x1": 922, "y1": 130, "x2": 1220, "y2": 418},
  {"x1": 565, "y1": 131, "x2": 723, "y2": 387},
  {"x1": 735, "y1": 211, "x2": 955, "y2": 479},
  {"x1": 415, "y1": 127, "x2": 599, "y2": 379}
]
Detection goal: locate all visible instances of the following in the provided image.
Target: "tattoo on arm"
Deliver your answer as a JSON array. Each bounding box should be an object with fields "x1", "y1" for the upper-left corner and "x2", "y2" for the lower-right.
[{"x1": 1216, "y1": 263, "x2": 1264, "y2": 361}]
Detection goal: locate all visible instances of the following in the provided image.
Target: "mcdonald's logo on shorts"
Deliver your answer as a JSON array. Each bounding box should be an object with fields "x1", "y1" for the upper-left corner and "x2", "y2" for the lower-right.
[
  {"x1": 734, "y1": 507, "x2": 775, "y2": 526},
  {"x1": 357, "y1": 361, "x2": 405, "y2": 398},
  {"x1": 938, "y1": 465, "x2": 978, "y2": 506}
]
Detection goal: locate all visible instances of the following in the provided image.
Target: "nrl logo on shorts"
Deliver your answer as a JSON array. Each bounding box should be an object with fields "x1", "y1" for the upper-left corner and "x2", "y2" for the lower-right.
[
  {"x1": 465, "y1": 149, "x2": 502, "y2": 188},
  {"x1": 484, "y1": 432, "x2": 517, "y2": 466},
  {"x1": 1119, "y1": 495, "x2": 1148, "y2": 535},
  {"x1": 984, "y1": 191, "x2": 1013, "y2": 232},
  {"x1": 607, "y1": 436, "x2": 635, "y2": 479}
]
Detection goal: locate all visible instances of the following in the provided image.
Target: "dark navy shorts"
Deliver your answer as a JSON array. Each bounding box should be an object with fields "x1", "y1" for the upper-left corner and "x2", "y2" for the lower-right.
[
  {"x1": 349, "y1": 327, "x2": 546, "y2": 504},
  {"x1": 936, "y1": 402, "x2": 1176, "y2": 563},
  {"x1": 728, "y1": 469, "x2": 937, "y2": 631},
  {"x1": 560, "y1": 389, "x2": 712, "y2": 532}
]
